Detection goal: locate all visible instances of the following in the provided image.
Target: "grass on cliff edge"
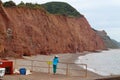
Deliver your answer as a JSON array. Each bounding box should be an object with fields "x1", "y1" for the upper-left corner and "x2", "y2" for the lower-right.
[{"x1": 2, "y1": 1, "x2": 83, "y2": 17}]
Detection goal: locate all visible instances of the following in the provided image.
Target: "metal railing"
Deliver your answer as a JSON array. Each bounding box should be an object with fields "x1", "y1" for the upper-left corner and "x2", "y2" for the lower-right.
[{"x1": 14, "y1": 59, "x2": 87, "y2": 77}]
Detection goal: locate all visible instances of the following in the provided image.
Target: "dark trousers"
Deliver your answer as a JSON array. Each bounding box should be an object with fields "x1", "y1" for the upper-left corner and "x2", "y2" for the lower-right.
[{"x1": 53, "y1": 65, "x2": 57, "y2": 74}]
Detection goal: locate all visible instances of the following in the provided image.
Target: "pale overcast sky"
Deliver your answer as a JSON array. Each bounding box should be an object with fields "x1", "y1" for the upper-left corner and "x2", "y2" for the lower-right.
[{"x1": 2, "y1": 0, "x2": 120, "y2": 42}]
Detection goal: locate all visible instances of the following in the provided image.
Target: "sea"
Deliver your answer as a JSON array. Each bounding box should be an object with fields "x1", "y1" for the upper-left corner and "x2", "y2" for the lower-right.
[{"x1": 75, "y1": 49, "x2": 120, "y2": 76}]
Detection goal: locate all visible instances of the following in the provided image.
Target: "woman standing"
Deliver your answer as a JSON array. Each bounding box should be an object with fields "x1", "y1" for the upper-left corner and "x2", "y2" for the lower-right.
[{"x1": 52, "y1": 55, "x2": 59, "y2": 75}]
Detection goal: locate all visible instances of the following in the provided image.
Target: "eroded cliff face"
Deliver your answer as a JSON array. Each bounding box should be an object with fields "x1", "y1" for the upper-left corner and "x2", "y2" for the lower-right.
[{"x1": 0, "y1": 5, "x2": 106, "y2": 57}]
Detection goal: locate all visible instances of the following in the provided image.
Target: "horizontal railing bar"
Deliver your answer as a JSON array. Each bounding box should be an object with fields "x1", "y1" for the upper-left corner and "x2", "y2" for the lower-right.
[{"x1": 16, "y1": 59, "x2": 87, "y2": 65}]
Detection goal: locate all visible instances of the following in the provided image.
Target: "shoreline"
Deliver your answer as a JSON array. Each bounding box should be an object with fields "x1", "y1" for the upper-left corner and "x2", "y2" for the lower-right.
[
  {"x1": 22, "y1": 52, "x2": 103, "y2": 79},
  {"x1": 6, "y1": 49, "x2": 120, "y2": 80}
]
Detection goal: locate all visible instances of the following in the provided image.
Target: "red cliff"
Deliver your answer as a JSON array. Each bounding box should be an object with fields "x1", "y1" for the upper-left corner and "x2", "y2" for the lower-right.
[{"x1": 0, "y1": 5, "x2": 106, "y2": 57}]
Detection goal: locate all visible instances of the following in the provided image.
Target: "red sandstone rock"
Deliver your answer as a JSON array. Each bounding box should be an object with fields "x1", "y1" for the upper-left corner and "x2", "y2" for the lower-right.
[{"x1": 0, "y1": 5, "x2": 106, "y2": 57}]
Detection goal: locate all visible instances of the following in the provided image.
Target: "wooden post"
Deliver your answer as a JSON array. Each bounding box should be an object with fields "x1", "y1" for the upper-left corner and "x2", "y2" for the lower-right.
[
  {"x1": 14, "y1": 58, "x2": 17, "y2": 69},
  {"x1": 48, "y1": 63, "x2": 50, "y2": 74},
  {"x1": 66, "y1": 63, "x2": 69, "y2": 76},
  {"x1": 31, "y1": 60, "x2": 33, "y2": 71},
  {"x1": 85, "y1": 64, "x2": 87, "y2": 78},
  {"x1": 47, "y1": 61, "x2": 52, "y2": 74}
]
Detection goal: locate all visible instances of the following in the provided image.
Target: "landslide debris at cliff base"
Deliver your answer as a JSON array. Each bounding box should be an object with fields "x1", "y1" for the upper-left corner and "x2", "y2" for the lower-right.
[{"x1": 0, "y1": 1, "x2": 106, "y2": 58}]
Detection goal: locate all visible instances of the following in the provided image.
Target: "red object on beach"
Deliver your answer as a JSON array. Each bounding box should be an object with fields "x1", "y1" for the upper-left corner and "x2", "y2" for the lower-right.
[{"x1": 0, "y1": 60, "x2": 13, "y2": 74}]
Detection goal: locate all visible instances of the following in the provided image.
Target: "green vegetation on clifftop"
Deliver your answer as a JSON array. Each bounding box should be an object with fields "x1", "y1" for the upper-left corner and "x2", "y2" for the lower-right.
[
  {"x1": 41, "y1": 2, "x2": 83, "y2": 17},
  {"x1": 2, "y1": 1, "x2": 83, "y2": 17}
]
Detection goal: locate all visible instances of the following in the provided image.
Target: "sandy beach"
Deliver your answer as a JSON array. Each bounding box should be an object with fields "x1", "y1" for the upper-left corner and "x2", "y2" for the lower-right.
[{"x1": 3, "y1": 52, "x2": 120, "y2": 80}]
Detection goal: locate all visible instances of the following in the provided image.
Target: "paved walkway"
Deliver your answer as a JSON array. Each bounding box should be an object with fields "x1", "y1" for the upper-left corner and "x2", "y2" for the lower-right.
[{"x1": 3, "y1": 72, "x2": 100, "y2": 80}]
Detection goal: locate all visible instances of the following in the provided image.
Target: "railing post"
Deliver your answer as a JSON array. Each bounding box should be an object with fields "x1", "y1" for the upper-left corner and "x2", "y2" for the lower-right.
[
  {"x1": 14, "y1": 58, "x2": 17, "y2": 69},
  {"x1": 47, "y1": 61, "x2": 52, "y2": 74},
  {"x1": 85, "y1": 64, "x2": 87, "y2": 78},
  {"x1": 48, "y1": 63, "x2": 50, "y2": 74},
  {"x1": 31, "y1": 60, "x2": 34, "y2": 71},
  {"x1": 66, "y1": 63, "x2": 69, "y2": 76}
]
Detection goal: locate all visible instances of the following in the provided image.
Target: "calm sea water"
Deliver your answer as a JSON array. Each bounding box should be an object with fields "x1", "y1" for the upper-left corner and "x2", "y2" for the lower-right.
[{"x1": 75, "y1": 49, "x2": 120, "y2": 76}]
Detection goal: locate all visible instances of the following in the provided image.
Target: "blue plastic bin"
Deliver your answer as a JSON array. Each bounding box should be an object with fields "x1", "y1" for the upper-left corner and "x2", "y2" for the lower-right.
[{"x1": 19, "y1": 68, "x2": 26, "y2": 75}]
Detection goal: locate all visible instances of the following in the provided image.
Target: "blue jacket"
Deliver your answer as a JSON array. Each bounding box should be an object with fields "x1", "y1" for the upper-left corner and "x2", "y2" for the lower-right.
[{"x1": 53, "y1": 57, "x2": 59, "y2": 65}]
